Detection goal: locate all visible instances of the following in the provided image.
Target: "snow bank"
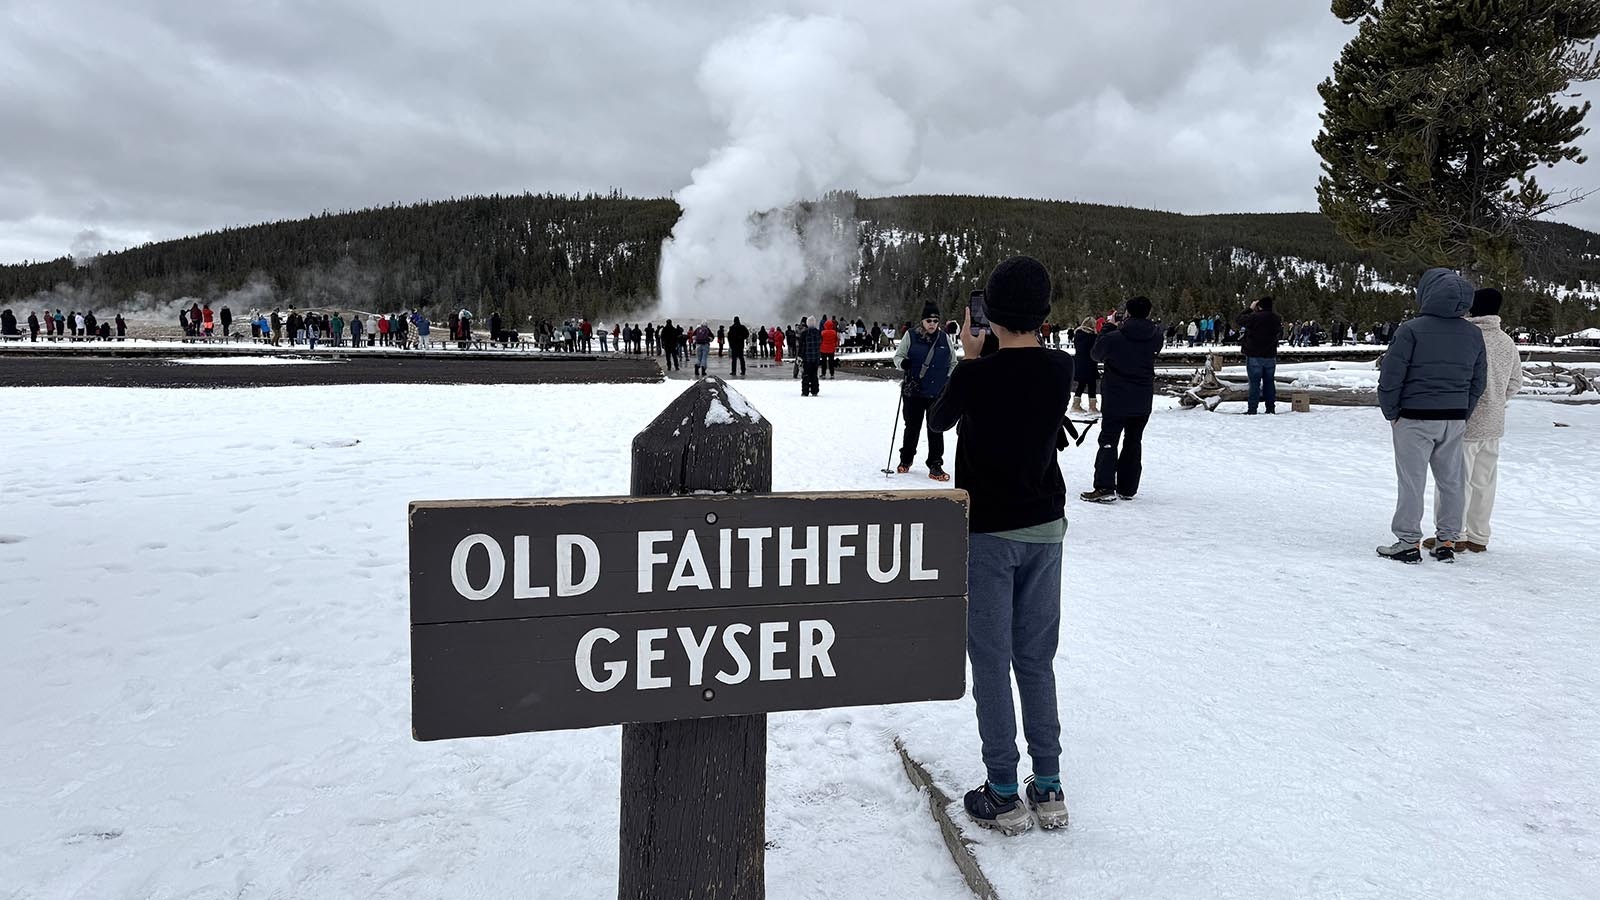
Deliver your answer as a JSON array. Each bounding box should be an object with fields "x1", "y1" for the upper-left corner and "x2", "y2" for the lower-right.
[{"x1": 1, "y1": 381, "x2": 1596, "y2": 898}]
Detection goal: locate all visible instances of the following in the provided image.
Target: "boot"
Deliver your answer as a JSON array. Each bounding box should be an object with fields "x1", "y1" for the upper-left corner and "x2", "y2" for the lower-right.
[
  {"x1": 1088, "y1": 398, "x2": 1099, "y2": 414},
  {"x1": 1071, "y1": 396, "x2": 1085, "y2": 414}
]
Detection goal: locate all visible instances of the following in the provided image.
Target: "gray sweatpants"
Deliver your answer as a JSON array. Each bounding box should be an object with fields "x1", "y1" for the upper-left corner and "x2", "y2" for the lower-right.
[{"x1": 1390, "y1": 418, "x2": 1467, "y2": 544}]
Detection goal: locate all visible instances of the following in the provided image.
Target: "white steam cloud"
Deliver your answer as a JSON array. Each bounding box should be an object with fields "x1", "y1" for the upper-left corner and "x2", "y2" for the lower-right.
[{"x1": 658, "y1": 15, "x2": 919, "y2": 323}]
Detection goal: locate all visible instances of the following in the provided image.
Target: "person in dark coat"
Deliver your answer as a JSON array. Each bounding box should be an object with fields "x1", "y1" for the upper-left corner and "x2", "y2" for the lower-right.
[
  {"x1": 1070, "y1": 317, "x2": 1099, "y2": 414},
  {"x1": 115, "y1": 314, "x2": 127, "y2": 340},
  {"x1": 727, "y1": 317, "x2": 749, "y2": 377},
  {"x1": 27, "y1": 310, "x2": 40, "y2": 341},
  {"x1": 893, "y1": 301, "x2": 958, "y2": 477},
  {"x1": 1236, "y1": 296, "x2": 1284, "y2": 414},
  {"x1": 0, "y1": 308, "x2": 17, "y2": 336},
  {"x1": 1082, "y1": 296, "x2": 1163, "y2": 502},
  {"x1": 798, "y1": 316, "x2": 823, "y2": 396}
]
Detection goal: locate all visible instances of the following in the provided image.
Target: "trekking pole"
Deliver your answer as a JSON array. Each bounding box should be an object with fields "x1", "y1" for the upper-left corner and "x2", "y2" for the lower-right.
[{"x1": 880, "y1": 391, "x2": 903, "y2": 476}]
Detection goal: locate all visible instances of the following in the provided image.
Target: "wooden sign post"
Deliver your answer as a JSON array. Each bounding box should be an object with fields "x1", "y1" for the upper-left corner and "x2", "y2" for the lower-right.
[{"x1": 408, "y1": 378, "x2": 968, "y2": 899}]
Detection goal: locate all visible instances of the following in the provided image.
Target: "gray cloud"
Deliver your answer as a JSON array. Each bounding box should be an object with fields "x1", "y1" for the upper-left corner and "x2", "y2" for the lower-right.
[{"x1": 3, "y1": 0, "x2": 1599, "y2": 265}]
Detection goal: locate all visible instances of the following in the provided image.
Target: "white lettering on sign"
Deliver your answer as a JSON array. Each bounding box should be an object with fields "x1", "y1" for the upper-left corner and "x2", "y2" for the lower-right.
[
  {"x1": 556, "y1": 534, "x2": 600, "y2": 597},
  {"x1": 575, "y1": 627, "x2": 625, "y2": 691},
  {"x1": 799, "y1": 620, "x2": 836, "y2": 678},
  {"x1": 451, "y1": 534, "x2": 505, "y2": 601},
  {"x1": 636, "y1": 628, "x2": 670, "y2": 690},
  {"x1": 866, "y1": 524, "x2": 901, "y2": 583},
  {"x1": 777, "y1": 526, "x2": 820, "y2": 587},
  {"x1": 738, "y1": 527, "x2": 772, "y2": 588},
  {"x1": 667, "y1": 531, "x2": 713, "y2": 592},
  {"x1": 759, "y1": 621, "x2": 790, "y2": 681},
  {"x1": 909, "y1": 523, "x2": 939, "y2": 581},
  {"x1": 716, "y1": 623, "x2": 753, "y2": 685},
  {"x1": 825, "y1": 524, "x2": 859, "y2": 585},
  {"x1": 513, "y1": 536, "x2": 550, "y2": 599},
  {"x1": 638, "y1": 530, "x2": 672, "y2": 593},
  {"x1": 677, "y1": 625, "x2": 716, "y2": 686},
  {"x1": 573, "y1": 619, "x2": 840, "y2": 692}
]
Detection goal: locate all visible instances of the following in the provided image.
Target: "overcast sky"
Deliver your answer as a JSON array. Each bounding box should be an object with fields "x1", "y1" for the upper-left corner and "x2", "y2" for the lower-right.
[{"x1": 5, "y1": 0, "x2": 1600, "y2": 266}]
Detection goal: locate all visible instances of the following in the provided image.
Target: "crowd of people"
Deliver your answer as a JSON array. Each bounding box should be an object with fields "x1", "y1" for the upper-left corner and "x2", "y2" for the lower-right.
[
  {"x1": 872, "y1": 255, "x2": 1527, "y2": 840},
  {"x1": 0, "y1": 308, "x2": 130, "y2": 341}
]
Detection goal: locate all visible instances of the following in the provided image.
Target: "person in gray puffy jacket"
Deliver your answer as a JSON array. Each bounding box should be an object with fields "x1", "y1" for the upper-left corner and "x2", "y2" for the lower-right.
[{"x1": 1376, "y1": 268, "x2": 1488, "y2": 563}]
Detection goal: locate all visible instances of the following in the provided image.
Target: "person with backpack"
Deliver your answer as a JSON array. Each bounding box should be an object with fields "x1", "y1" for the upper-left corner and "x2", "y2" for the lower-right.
[
  {"x1": 926, "y1": 256, "x2": 1073, "y2": 836},
  {"x1": 1081, "y1": 296, "x2": 1163, "y2": 503},
  {"x1": 893, "y1": 302, "x2": 958, "y2": 479}
]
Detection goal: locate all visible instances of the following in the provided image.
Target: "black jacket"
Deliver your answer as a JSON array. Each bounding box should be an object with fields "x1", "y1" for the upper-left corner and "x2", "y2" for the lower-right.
[
  {"x1": 927, "y1": 347, "x2": 1075, "y2": 533},
  {"x1": 1071, "y1": 327, "x2": 1098, "y2": 381},
  {"x1": 1091, "y1": 317, "x2": 1163, "y2": 416},
  {"x1": 1237, "y1": 309, "x2": 1283, "y2": 359},
  {"x1": 727, "y1": 322, "x2": 749, "y2": 350}
]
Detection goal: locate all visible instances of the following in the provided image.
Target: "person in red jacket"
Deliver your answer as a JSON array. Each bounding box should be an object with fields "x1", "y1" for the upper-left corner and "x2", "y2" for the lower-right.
[
  {"x1": 819, "y1": 318, "x2": 839, "y2": 378},
  {"x1": 770, "y1": 326, "x2": 783, "y2": 366}
]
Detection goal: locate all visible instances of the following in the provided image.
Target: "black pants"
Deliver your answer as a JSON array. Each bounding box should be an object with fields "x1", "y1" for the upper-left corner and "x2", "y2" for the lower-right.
[
  {"x1": 1093, "y1": 413, "x2": 1150, "y2": 495},
  {"x1": 823, "y1": 353, "x2": 836, "y2": 377},
  {"x1": 1074, "y1": 373, "x2": 1098, "y2": 398},
  {"x1": 900, "y1": 394, "x2": 944, "y2": 468},
  {"x1": 801, "y1": 360, "x2": 820, "y2": 395},
  {"x1": 730, "y1": 348, "x2": 746, "y2": 376}
]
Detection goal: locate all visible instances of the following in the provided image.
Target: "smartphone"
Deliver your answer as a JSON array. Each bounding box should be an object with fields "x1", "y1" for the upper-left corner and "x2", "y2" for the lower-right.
[{"x1": 968, "y1": 290, "x2": 989, "y2": 336}]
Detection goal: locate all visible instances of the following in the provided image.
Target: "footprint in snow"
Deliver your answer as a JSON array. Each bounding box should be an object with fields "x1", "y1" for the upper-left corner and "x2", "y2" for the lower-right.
[{"x1": 0, "y1": 534, "x2": 24, "y2": 544}]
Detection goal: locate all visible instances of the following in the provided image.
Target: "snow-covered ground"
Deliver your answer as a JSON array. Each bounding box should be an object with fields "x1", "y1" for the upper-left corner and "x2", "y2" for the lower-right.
[{"x1": 2, "y1": 380, "x2": 1596, "y2": 899}]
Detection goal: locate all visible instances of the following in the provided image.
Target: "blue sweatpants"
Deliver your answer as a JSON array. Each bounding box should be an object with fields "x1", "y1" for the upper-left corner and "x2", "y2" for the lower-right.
[{"x1": 966, "y1": 532, "x2": 1063, "y2": 786}]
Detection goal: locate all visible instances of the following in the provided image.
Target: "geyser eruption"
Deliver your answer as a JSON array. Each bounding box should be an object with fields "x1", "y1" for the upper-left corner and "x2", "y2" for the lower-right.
[{"x1": 658, "y1": 15, "x2": 919, "y2": 322}]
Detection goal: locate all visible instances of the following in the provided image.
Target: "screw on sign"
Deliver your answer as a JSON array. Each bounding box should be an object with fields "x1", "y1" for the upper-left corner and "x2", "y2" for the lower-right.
[{"x1": 407, "y1": 378, "x2": 969, "y2": 899}]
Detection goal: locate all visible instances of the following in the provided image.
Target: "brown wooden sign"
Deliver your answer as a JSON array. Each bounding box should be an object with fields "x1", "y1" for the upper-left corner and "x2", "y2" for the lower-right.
[{"x1": 409, "y1": 491, "x2": 969, "y2": 740}]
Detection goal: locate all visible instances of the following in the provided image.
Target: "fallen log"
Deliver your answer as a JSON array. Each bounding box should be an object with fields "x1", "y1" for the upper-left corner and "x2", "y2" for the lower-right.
[{"x1": 1179, "y1": 388, "x2": 1378, "y2": 409}]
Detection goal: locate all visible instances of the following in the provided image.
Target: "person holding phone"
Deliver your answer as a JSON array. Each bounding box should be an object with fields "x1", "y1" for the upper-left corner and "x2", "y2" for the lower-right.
[
  {"x1": 892, "y1": 301, "x2": 958, "y2": 480},
  {"x1": 927, "y1": 256, "x2": 1074, "y2": 835}
]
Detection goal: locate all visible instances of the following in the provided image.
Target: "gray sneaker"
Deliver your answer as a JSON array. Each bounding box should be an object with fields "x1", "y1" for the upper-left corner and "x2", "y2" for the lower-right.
[
  {"x1": 1376, "y1": 541, "x2": 1421, "y2": 564},
  {"x1": 1024, "y1": 776, "x2": 1069, "y2": 830}
]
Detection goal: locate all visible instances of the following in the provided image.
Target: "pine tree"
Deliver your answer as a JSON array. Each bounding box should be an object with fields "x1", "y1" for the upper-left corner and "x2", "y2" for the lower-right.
[{"x1": 1316, "y1": 0, "x2": 1600, "y2": 278}]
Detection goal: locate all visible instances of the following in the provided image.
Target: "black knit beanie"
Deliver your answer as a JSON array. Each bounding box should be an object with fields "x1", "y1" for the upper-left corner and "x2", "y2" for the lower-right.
[
  {"x1": 919, "y1": 300, "x2": 941, "y2": 321},
  {"x1": 983, "y1": 256, "x2": 1051, "y2": 332},
  {"x1": 1471, "y1": 288, "x2": 1503, "y2": 317}
]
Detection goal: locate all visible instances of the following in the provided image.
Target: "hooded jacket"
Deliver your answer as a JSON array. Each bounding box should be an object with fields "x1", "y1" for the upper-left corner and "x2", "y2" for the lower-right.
[
  {"x1": 819, "y1": 320, "x2": 839, "y2": 354},
  {"x1": 1091, "y1": 316, "x2": 1164, "y2": 416},
  {"x1": 1071, "y1": 326, "x2": 1098, "y2": 381},
  {"x1": 1237, "y1": 307, "x2": 1283, "y2": 359},
  {"x1": 1377, "y1": 269, "x2": 1487, "y2": 421},
  {"x1": 1464, "y1": 315, "x2": 1523, "y2": 441}
]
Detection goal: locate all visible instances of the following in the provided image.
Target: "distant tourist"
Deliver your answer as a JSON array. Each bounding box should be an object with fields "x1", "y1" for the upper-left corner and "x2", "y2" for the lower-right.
[
  {"x1": 1081, "y1": 296, "x2": 1162, "y2": 503},
  {"x1": 893, "y1": 302, "x2": 958, "y2": 478},
  {"x1": 1236, "y1": 296, "x2": 1283, "y2": 415},
  {"x1": 1071, "y1": 317, "x2": 1099, "y2": 414}
]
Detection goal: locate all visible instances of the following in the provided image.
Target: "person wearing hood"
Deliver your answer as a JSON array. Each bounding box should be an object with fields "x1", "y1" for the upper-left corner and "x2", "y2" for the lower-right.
[
  {"x1": 28, "y1": 310, "x2": 41, "y2": 341},
  {"x1": 798, "y1": 317, "x2": 823, "y2": 396},
  {"x1": 1070, "y1": 317, "x2": 1099, "y2": 414},
  {"x1": 1420, "y1": 287, "x2": 1519, "y2": 556},
  {"x1": 1376, "y1": 268, "x2": 1488, "y2": 564},
  {"x1": 926, "y1": 257, "x2": 1073, "y2": 836},
  {"x1": 1081, "y1": 297, "x2": 1163, "y2": 502},
  {"x1": 819, "y1": 318, "x2": 840, "y2": 378},
  {"x1": 1236, "y1": 296, "x2": 1284, "y2": 414},
  {"x1": 0, "y1": 308, "x2": 17, "y2": 337}
]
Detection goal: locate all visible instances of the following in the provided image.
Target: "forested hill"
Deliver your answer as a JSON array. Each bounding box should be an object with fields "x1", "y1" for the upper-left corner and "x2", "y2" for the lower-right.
[{"x1": 5, "y1": 192, "x2": 1599, "y2": 332}]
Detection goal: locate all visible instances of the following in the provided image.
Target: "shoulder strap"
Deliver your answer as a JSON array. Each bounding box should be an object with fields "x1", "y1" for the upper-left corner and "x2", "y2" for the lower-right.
[{"x1": 917, "y1": 334, "x2": 942, "y2": 380}]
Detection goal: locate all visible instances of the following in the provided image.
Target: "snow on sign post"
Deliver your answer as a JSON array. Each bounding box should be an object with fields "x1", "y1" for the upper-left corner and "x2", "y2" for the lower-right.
[
  {"x1": 407, "y1": 490, "x2": 968, "y2": 736},
  {"x1": 407, "y1": 378, "x2": 968, "y2": 900}
]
